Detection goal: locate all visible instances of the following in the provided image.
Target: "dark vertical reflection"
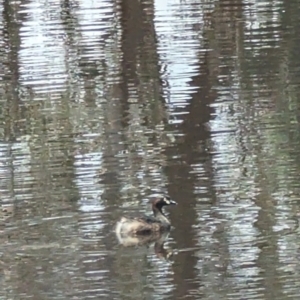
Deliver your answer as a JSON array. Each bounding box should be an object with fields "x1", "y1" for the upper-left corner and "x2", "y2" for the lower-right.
[
  {"x1": 252, "y1": 1, "x2": 300, "y2": 299},
  {"x1": 120, "y1": 0, "x2": 165, "y2": 125},
  {"x1": 255, "y1": 179, "x2": 283, "y2": 300},
  {"x1": 100, "y1": 0, "x2": 124, "y2": 206},
  {"x1": 235, "y1": 0, "x2": 296, "y2": 297},
  {"x1": 203, "y1": 1, "x2": 246, "y2": 294},
  {"x1": 60, "y1": 0, "x2": 79, "y2": 53},
  {"x1": 0, "y1": 0, "x2": 24, "y2": 235},
  {"x1": 280, "y1": 0, "x2": 300, "y2": 134},
  {"x1": 120, "y1": 0, "x2": 142, "y2": 108},
  {"x1": 165, "y1": 51, "x2": 215, "y2": 298},
  {"x1": 2, "y1": 0, "x2": 22, "y2": 139}
]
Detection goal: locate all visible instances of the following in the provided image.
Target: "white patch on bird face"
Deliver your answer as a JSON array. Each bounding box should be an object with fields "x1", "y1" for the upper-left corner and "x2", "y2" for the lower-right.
[{"x1": 164, "y1": 197, "x2": 170, "y2": 204}]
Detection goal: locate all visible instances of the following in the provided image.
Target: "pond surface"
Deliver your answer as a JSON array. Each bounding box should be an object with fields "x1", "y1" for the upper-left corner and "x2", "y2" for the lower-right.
[{"x1": 1, "y1": 0, "x2": 300, "y2": 299}]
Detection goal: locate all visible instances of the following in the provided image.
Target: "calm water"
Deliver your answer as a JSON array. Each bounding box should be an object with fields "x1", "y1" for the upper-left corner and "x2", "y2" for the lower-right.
[{"x1": 1, "y1": 0, "x2": 300, "y2": 299}]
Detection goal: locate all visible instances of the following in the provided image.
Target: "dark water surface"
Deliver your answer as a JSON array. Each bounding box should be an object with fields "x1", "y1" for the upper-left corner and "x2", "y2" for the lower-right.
[{"x1": 1, "y1": 0, "x2": 300, "y2": 299}]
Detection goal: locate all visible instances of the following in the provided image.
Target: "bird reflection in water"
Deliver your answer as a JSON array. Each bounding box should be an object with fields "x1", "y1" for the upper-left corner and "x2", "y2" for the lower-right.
[{"x1": 116, "y1": 230, "x2": 173, "y2": 260}]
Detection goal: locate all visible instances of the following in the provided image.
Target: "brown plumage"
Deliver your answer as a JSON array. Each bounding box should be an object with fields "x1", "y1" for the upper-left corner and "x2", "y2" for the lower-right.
[{"x1": 115, "y1": 196, "x2": 177, "y2": 236}]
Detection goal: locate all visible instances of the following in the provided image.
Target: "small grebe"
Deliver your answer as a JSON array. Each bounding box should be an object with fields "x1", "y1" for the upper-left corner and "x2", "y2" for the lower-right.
[{"x1": 115, "y1": 196, "x2": 177, "y2": 235}]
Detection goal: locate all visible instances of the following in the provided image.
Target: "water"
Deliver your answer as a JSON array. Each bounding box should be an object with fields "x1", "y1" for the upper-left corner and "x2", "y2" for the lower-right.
[{"x1": 1, "y1": 0, "x2": 300, "y2": 299}]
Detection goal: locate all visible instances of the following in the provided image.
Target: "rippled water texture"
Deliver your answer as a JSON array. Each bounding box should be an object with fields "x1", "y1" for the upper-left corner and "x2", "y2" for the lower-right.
[{"x1": 1, "y1": 0, "x2": 300, "y2": 299}]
